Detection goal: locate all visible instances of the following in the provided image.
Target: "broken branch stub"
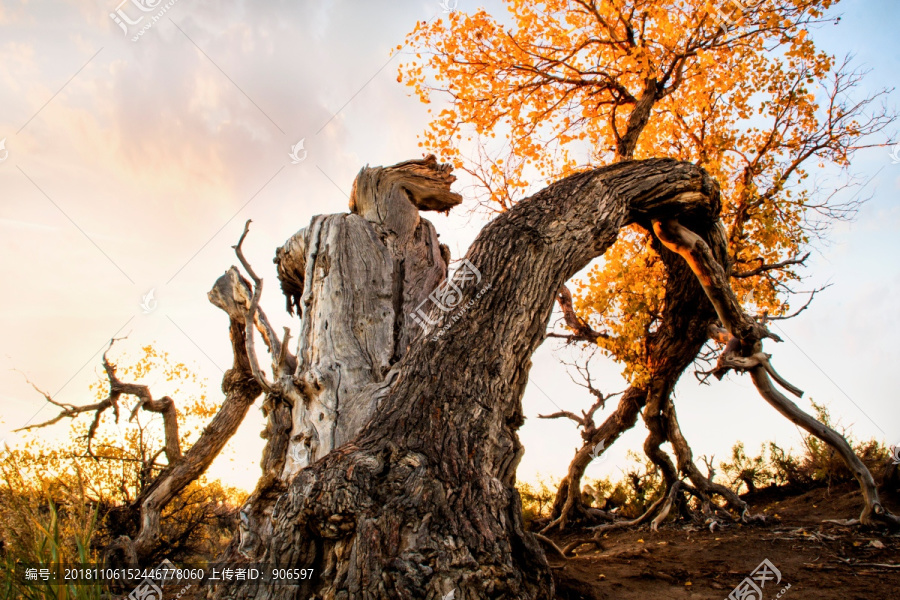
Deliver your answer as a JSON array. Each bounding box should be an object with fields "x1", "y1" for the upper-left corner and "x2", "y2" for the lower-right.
[
  {"x1": 349, "y1": 153, "x2": 462, "y2": 216},
  {"x1": 208, "y1": 266, "x2": 254, "y2": 321},
  {"x1": 220, "y1": 155, "x2": 464, "y2": 565}
]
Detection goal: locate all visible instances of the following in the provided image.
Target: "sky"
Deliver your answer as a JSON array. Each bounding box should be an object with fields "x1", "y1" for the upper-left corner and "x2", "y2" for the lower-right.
[{"x1": 0, "y1": 0, "x2": 898, "y2": 493}]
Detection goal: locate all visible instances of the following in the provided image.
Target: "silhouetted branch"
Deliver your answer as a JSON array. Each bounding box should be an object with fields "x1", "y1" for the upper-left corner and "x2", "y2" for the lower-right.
[{"x1": 732, "y1": 252, "x2": 810, "y2": 278}]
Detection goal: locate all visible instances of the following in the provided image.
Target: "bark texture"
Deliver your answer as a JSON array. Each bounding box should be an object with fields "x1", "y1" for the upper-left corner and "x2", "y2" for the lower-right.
[
  {"x1": 277, "y1": 156, "x2": 458, "y2": 477},
  {"x1": 215, "y1": 158, "x2": 723, "y2": 600},
  {"x1": 229, "y1": 156, "x2": 460, "y2": 562},
  {"x1": 546, "y1": 234, "x2": 721, "y2": 531}
]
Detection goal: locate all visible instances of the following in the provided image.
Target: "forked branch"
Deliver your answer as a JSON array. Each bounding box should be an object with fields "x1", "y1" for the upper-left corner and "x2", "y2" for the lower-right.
[
  {"x1": 230, "y1": 220, "x2": 297, "y2": 394},
  {"x1": 17, "y1": 339, "x2": 181, "y2": 462},
  {"x1": 550, "y1": 285, "x2": 608, "y2": 343},
  {"x1": 732, "y1": 252, "x2": 810, "y2": 278},
  {"x1": 653, "y1": 216, "x2": 898, "y2": 529}
]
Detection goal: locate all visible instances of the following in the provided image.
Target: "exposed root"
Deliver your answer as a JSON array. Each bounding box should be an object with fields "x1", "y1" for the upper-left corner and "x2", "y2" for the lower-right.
[
  {"x1": 556, "y1": 470, "x2": 770, "y2": 557},
  {"x1": 650, "y1": 480, "x2": 685, "y2": 531},
  {"x1": 533, "y1": 533, "x2": 568, "y2": 560},
  {"x1": 823, "y1": 518, "x2": 860, "y2": 527},
  {"x1": 643, "y1": 396, "x2": 767, "y2": 526},
  {"x1": 561, "y1": 481, "x2": 690, "y2": 556}
]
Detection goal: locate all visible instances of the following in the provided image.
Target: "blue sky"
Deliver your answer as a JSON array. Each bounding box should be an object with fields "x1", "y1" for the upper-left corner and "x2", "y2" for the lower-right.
[{"x1": 0, "y1": 0, "x2": 897, "y2": 491}]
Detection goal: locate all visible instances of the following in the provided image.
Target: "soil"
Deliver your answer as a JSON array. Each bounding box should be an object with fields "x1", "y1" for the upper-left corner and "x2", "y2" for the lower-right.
[{"x1": 549, "y1": 482, "x2": 900, "y2": 600}]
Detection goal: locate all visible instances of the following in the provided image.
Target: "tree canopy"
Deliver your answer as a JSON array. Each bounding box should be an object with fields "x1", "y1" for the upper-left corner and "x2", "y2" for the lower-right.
[{"x1": 400, "y1": 0, "x2": 894, "y2": 385}]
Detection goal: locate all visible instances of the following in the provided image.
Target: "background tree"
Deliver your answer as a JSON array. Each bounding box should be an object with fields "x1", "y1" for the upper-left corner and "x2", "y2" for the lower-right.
[
  {"x1": 400, "y1": 0, "x2": 896, "y2": 530},
  {"x1": 10, "y1": 344, "x2": 244, "y2": 567}
]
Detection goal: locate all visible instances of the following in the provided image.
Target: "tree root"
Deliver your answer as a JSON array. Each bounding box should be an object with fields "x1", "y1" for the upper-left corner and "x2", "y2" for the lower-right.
[
  {"x1": 561, "y1": 481, "x2": 709, "y2": 555},
  {"x1": 558, "y1": 464, "x2": 773, "y2": 558},
  {"x1": 641, "y1": 388, "x2": 765, "y2": 526},
  {"x1": 533, "y1": 532, "x2": 568, "y2": 560}
]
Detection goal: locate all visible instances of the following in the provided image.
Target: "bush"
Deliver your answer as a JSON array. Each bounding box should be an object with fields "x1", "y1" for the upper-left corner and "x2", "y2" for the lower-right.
[
  {"x1": 584, "y1": 452, "x2": 664, "y2": 519},
  {"x1": 720, "y1": 400, "x2": 893, "y2": 494},
  {"x1": 517, "y1": 476, "x2": 558, "y2": 526},
  {"x1": 0, "y1": 458, "x2": 102, "y2": 600}
]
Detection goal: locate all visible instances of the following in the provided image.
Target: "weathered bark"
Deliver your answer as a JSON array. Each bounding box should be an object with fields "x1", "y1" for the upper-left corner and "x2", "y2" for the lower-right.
[
  {"x1": 213, "y1": 157, "x2": 722, "y2": 600},
  {"x1": 129, "y1": 323, "x2": 261, "y2": 557},
  {"x1": 220, "y1": 157, "x2": 461, "y2": 566},
  {"x1": 278, "y1": 156, "x2": 458, "y2": 479},
  {"x1": 547, "y1": 232, "x2": 721, "y2": 531}
]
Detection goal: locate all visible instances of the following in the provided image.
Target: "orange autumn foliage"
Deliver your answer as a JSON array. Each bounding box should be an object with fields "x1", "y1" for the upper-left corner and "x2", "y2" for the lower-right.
[{"x1": 400, "y1": 0, "x2": 894, "y2": 385}]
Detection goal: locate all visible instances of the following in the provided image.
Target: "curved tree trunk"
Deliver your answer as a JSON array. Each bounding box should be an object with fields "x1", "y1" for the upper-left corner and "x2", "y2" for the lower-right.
[
  {"x1": 652, "y1": 218, "x2": 899, "y2": 529},
  {"x1": 661, "y1": 397, "x2": 750, "y2": 517},
  {"x1": 213, "y1": 157, "x2": 722, "y2": 599},
  {"x1": 545, "y1": 387, "x2": 646, "y2": 530},
  {"x1": 548, "y1": 236, "x2": 721, "y2": 531}
]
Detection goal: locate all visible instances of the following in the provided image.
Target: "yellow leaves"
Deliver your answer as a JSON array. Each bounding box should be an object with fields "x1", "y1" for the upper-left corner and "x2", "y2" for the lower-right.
[
  {"x1": 401, "y1": 0, "x2": 854, "y2": 375},
  {"x1": 572, "y1": 228, "x2": 666, "y2": 386}
]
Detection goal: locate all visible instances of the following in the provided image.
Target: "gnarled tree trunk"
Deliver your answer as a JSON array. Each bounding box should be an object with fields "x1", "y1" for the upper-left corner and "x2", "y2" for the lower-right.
[
  {"x1": 225, "y1": 156, "x2": 460, "y2": 563},
  {"x1": 213, "y1": 157, "x2": 723, "y2": 599},
  {"x1": 545, "y1": 234, "x2": 722, "y2": 531}
]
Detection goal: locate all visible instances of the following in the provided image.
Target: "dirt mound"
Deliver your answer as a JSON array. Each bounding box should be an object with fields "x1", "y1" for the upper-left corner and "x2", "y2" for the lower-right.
[{"x1": 550, "y1": 482, "x2": 900, "y2": 599}]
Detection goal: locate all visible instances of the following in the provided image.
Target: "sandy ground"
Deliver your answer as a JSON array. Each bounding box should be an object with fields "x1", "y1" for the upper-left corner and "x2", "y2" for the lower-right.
[{"x1": 550, "y1": 482, "x2": 900, "y2": 600}]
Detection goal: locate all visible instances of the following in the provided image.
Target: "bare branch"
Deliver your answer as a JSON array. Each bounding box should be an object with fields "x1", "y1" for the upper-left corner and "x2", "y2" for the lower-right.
[
  {"x1": 732, "y1": 252, "x2": 810, "y2": 278},
  {"x1": 537, "y1": 410, "x2": 585, "y2": 425},
  {"x1": 16, "y1": 339, "x2": 181, "y2": 462},
  {"x1": 554, "y1": 284, "x2": 607, "y2": 343},
  {"x1": 233, "y1": 221, "x2": 276, "y2": 394},
  {"x1": 15, "y1": 372, "x2": 111, "y2": 432},
  {"x1": 762, "y1": 285, "x2": 829, "y2": 321}
]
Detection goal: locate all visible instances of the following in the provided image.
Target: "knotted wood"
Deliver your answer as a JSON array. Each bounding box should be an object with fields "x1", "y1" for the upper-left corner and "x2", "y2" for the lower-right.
[{"x1": 216, "y1": 158, "x2": 722, "y2": 600}]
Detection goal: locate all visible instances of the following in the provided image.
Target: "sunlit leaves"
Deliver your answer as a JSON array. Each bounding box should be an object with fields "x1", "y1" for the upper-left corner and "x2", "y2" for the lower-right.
[{"x1": 400, "y1": 0, "x2": 888, "y2": 384}]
